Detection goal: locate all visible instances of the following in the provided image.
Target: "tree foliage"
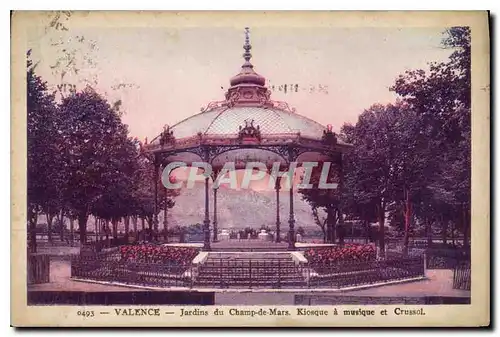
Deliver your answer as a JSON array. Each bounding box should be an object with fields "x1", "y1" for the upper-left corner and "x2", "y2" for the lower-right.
[
  {"x1": 27, "y1": 25, "x2": 471, "y2": 254},
  {"x1": 26, "y1": 12, "x2": 157, "y2": 248},
  {"x1": 27, "y1": 50, "x2": 65, "y2": 250},
  {"x1": 299, "y1": 160, "x2": 342, "y2": 244},
  {"x1": 300, "y1": 27, "x2": 471, "y2": 254},
  {"x1": 390, "y1": 27, "x2": 471, "y2": 248},
  {"x1": 27, "y1": 73, "x2": 179, "y2": 246}
]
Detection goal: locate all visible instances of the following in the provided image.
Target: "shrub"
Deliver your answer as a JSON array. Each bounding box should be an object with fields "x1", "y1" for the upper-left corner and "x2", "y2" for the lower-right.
[
  {"x1": 304, "y1": 244, "x2": 376, "y2": 264},
  {"x1": 119, "y1": 244, "x2": 198, "y2": 265}
]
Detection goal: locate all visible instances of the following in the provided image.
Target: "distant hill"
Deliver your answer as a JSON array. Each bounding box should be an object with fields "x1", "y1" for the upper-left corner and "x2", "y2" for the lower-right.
[
  {"x1": 167, "y1": 183, "x2": 317, "y2": 231},
  {"x1": 35, "y1": 183, "x2": 320, "y2": 234}
]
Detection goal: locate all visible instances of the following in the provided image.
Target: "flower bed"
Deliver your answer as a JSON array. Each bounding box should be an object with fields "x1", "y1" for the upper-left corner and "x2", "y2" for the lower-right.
[
  {"x1": 119, "y1": 244, "x2": 199, "y2": 265},
  {"x1": 304, "y1": 244, "x2": 376, "y2": 265}
]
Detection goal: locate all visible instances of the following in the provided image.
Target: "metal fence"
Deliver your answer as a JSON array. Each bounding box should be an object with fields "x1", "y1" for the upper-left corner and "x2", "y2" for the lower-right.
[
  {"x1": 453, "y1": 261, "x2": 471, "y2": 290},
  {"x1": 71, "y1": 254, "x2": 425, "y2": 289},
  {"x1": 295, "y1": 294, "x2": 471, "y2": 305},
  {"x1": 425, "y1": 248, "x2": 470, "y2": 269},
  {"x1": 27, "y1": 254, "x2": 50, "y2": 284},
  {"x1": 195, "y1": 258, "x2": 306, "y2": 288},
  {"x1": 399, "y1": 247, "x2": 471, "y2": 291},
  {"x1": 71, "y1": 256, "x2": 193, "y2": 288},
  {"x1": 386, "y1": 247, "x2": 470, "y2": 269},
  {"x1": 308, "y1": 256, "x2": 425, "y2": 288}
]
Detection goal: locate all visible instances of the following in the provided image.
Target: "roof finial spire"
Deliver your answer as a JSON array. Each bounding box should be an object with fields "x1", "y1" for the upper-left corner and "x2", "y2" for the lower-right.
[
  {"x1": 243, "y1": 27, "x2": 252, "y2": 65},
  {"x1": 228, "y1": 27, "x2": 266, "y2": 88}
]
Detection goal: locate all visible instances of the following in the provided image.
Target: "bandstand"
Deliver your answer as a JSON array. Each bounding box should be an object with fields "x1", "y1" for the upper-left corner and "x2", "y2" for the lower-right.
[
  {"x1": 70, "y1": 28, "x2": 428, "y2": 291},
  {"x1": 143, "y1": 28, "x2": 351, "y2": 252}
]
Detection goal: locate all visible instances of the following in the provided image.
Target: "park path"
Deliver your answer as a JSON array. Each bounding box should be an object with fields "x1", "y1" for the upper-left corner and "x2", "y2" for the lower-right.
[
  {"x1": 28, "y1": 260, "x2": 470, "y2": 305},
  {"x1": 29, "y1": 260, "x2": 146, "y2": 292}
]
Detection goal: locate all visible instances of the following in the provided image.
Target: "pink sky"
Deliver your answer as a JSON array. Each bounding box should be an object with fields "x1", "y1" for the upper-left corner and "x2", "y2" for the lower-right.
[
  {"x1": 28, "y1": 26, "x2": 452, "y2": 136},
  {"x1": 27, "y1": 24, "x2": 452, "y2": 191}
]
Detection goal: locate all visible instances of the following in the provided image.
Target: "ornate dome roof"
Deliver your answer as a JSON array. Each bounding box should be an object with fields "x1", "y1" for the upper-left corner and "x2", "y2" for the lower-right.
[
  {"x1": 146, "y1": 27, "x2": 350, "y2": 156},
  {"x1": 162, "y1": 106, "x2": 327, "y2": 141}
]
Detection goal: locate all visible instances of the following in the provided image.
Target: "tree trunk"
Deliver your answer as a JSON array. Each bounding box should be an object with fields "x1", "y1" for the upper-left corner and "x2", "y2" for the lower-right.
[
  {"x1": 58, "y1": 209, "x2": 64, "y2": 242},
  {"x1": 29, "y1": 209, "x2": 37, "y2": 253},
  {"x1": 326, "y1": 207, "x2": 336, "y2": 244},
  {"x1": 451, "y1": 220, "x2": 455, "y2": 246},
  {"x1": 100, "y1": 218, "x2": 105, "y2": 241},
  {"x1": 462, "y1": 203, "x2": 469, "y2": 249},
  {"x1": 426, "y1": 218, "x2": 432, "y2": 247},
  {"x1": 403, "y1": 190, "x2": 411, "y2": 255},
  {"x1": 124, "y1": 216, "x2": 130, "y2": 241},
  {"x1": 95, "y1": 217, "x2": 99, "y2": 242},
  {"x1": 101, "y1": 218, "x2": 105, "y2": 242},
  {"x1": 95, "y1": 218, "x2": 99, "y2": 241},
  {"x1": 364, "y1": 220, "x2": 369, "y2": 244},
  {"x1": 377, "y1": 201, "x2": 385, "y2": 259},
  {"x1": 336, "y1": 209, "x2": 345, "y2": 246},
  {"x1": 105, "y1": 220, "x2": 110, "y2": 241},
  {"x1": 140, "y1": 217, "x2": 145, "y2": 240},
  {"x1": 442, "y1": 217, "x2": 448, "y2": 245},
  {"x1": 69, "y1": 217, "x2": 74, "y2": 245},
  {"x1": 147, "y1": 216, "x2": 153, "y2": 241},
  {"x1": 132, "y1": 216, "x2": 138, "y2": 240},
  {"x1": 78, "y1": 213, "x2": 88, "y2": 245},
  {"x1": 112, "y1": 219, "x2": 118, "y2": 239},
  {"x1": 312, "y1": 207, "x2": 327, "y2": 243},
  {"x1": 45, "y1": 212, "x2": 54, "y2": 243}
]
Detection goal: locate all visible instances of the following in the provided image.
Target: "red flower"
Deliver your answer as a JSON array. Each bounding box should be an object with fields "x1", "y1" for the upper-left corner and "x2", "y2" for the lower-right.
[{"x1": 304, "y1": 244, "x2": 376, "y2": 264}]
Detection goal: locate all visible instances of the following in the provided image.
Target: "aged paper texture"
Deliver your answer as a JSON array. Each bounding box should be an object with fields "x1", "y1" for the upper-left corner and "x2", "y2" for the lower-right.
[{"x1": 11, "y1": 11, "x2": 489, "y2": 327}]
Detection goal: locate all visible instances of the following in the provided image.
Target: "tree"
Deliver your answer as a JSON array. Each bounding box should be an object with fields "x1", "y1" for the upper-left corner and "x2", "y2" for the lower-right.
[
  {"x1": 129, "y1": 156, "x2": 159, "y2": 239},
  {"x1": 340, "y1": 104, "x2": 409, "y2": 256},
  {"x1": 91, "y1": 134, "x2": 139, "y2": 240},
  {"x1": 310, "y1": 206, "x2": 327, "y2": 243},
  {"x1": 27, "y1": 11, "x2": 143, "y2": 248},
  {"x1": 130, "y1": 154, "x2": 180, "y2": 241},
  {"x1": 342, "y1": 189, "x2": 378, "y2": 244},
  {"x1": 386, "y1": 105, "x2": 435, "y2": 253},
  {"x1": 59, "y1": 88, "x2": 133, "y2": 244},
  {"x1": 299, "y1": 160, "x2": 342, "y2": 244},
  {"x1": 341, "y1": 101, "x2": 446, "y2": 254},
  {"x1": 390, "y1": 27, "x2": 471, "y2": 248},
  {"x1": 27, "y1": 50, "x2": 62, "y2": 251}
]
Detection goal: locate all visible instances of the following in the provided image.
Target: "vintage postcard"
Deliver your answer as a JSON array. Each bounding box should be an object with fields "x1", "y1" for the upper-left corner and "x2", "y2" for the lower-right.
[{"x1": 11, "y1": 11, "x2": 490, "y2": 327}]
